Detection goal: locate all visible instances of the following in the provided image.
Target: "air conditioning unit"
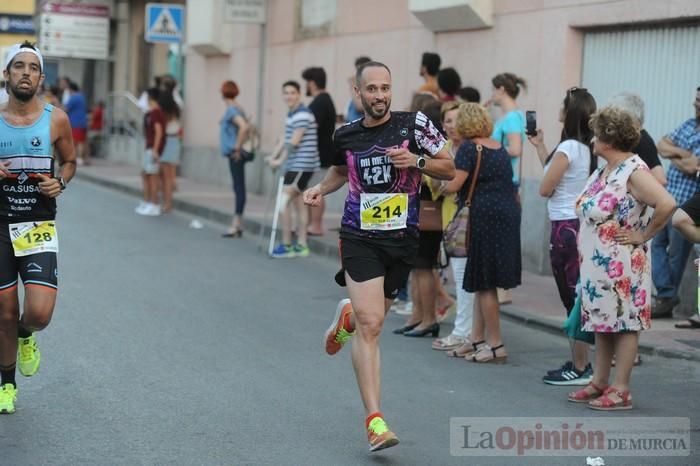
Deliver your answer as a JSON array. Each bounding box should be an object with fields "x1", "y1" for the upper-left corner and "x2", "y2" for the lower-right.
[{"x1": 409, "y1": 0, "x2": 493, "y2": 32}]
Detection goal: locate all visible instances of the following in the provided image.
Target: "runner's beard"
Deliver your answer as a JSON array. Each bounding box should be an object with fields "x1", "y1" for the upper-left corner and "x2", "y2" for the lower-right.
[
  {"x1": 9, "y1": 82, "x2": 38, "y2": 102},
  {"x1": 361, "y1": 95, "x2": 391, "y2": 120}
]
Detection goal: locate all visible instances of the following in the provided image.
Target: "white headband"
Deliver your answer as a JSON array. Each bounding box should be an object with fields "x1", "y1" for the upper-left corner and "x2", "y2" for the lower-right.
[{"x1": 4, "y1": 44, "x2": 44, "y2": 72}]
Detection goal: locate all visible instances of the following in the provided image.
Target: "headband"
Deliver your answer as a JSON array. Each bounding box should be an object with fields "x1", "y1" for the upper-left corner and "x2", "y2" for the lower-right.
[{"x1": 4, "y1": 44, "x2": 44, "y2": 71}]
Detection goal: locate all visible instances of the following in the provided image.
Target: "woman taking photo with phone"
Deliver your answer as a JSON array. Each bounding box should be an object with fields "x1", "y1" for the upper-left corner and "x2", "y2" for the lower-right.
[{"x1": 527, "y1": 87, "x2": 597, "y2": 385}]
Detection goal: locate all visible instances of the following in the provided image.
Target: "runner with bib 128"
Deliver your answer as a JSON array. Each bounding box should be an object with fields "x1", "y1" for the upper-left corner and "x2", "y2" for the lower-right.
[{"x1": 0, "y1": 42, "x2": 77, "y2": 414}]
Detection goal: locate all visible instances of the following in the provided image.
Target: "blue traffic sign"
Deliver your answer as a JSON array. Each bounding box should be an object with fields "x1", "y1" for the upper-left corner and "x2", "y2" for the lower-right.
[{"x1": 145, "y1": 3, "x2": 184, "y2": 44}]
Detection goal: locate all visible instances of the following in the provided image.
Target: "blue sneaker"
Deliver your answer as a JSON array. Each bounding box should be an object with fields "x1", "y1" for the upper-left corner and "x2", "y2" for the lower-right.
[
  {"x1": 271, "y1": 244, "x2": 295, "y2": 258},
  {"x1": 543, "y1": 363, "x2": 592, "y2": 386}
]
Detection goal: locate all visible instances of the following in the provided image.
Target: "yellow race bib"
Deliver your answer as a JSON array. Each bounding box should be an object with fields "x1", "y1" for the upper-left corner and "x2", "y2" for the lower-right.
[
  {"x1": 8, "y1": 221, "x2": 59, "y2": 257},
  {"x1": 360, "y1": 193, "x2": 408, "y2": 230}
]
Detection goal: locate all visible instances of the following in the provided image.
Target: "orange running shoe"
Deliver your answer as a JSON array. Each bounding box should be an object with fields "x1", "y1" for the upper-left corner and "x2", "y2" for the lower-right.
[
  {"x1": 324, "y1": 298, "x2": 355, "y2": 355},
  {"x1": 367, "y1": 415, "x2": 400, "y2": 452}
]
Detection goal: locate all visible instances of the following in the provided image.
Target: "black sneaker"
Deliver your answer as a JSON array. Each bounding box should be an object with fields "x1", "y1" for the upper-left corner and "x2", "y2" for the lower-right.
[
  {"x1": 546, "y1": 360, "x2": 572, "y2": 376},
  {"x1": 543, "y1": 363, "x2": 593, "y2": 386},
  {"x1": 651, "y1": 296, "x2": 680, "y2": 318}
]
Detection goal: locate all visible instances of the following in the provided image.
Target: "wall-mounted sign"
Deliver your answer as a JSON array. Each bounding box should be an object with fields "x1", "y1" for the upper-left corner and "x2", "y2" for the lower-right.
[
  {"x1": 224, "y1": 0, "x2": 266, "y2": 24},
  {"x1": 0, "y1": 14, "x2": 36, "y2": 35},
  {"x1": 39, "y1": 3, "x2": 110, "y2": 60}
]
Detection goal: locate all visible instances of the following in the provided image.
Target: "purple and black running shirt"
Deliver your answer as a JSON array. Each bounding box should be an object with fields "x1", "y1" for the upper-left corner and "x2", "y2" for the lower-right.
[{"x1": 332, "y1": 111, "x2": 446, "y2": 238}]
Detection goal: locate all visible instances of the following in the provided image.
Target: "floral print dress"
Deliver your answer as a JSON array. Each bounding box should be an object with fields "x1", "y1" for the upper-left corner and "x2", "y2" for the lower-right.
[{"x1": 575, "y1": 155, "x2": 652, "y2": 333}]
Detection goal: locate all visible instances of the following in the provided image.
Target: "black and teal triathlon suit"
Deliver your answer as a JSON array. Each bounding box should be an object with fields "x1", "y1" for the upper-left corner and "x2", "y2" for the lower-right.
[
  {"x1": 332, "y1": 111, "x2": 446, "y2": 298},
  {"x1": 0, "y1": 104, "x2": 59, "y2": 291}
]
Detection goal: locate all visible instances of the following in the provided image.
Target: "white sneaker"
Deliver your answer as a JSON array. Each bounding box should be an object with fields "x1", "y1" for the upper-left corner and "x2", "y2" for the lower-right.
[
  {"x1": 135, "y1": 202, "x2": 149, "y2": 215},
  {"x1": 144, "y1": 203, "x2": 161, "y2": 216},
  {"x1": 391, "y1": 300, "x2": 413, "y2": 316}
]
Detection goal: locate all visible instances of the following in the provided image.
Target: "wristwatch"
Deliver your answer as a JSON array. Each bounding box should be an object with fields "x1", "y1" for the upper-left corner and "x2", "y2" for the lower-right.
[
  {"x1": 416, "y1": 156, "x2": 427, "y2": 171},
  {"x1": 59, "y1": 177, "x2": 67, "y2": 191}
]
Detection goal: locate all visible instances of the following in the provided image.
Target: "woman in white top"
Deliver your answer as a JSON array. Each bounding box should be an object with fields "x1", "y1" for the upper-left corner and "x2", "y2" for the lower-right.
[{"x1": 528, "y1": 87, "x2": 598, "y2": 385}]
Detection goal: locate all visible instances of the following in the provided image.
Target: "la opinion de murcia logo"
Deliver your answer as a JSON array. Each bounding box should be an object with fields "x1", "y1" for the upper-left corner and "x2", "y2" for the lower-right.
[{"x1": 31, "y1": 136, "x2": 41, "y2": 147}]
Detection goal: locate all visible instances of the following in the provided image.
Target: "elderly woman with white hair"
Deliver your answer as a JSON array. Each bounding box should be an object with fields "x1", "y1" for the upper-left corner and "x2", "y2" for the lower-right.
[{"x1": 609, "y1": 92, "x2": 666, "y2": 185}]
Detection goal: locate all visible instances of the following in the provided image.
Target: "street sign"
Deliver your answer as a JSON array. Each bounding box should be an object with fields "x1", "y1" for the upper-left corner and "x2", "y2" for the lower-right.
[
  {"x1": 39, "y1": 3, "x2": 110, "y2": 60},
  {"x1": 224, "y1": 0, "x2": 266, "y2": 24},
  {"x1": 145, "y1": 3, "x2": 184, "y2": 44},
  {"x1": 0, "y1": 14, "x2": 36, "y2": 34}
]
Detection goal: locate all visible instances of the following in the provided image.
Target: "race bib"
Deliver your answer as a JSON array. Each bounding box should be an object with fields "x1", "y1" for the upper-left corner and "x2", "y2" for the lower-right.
[
  {"x1": 360, "y1": 193, "x2": 408, "y2": 230},
  {"x1": 8, "y1": 221, "x2": 59, "y2": 257}
]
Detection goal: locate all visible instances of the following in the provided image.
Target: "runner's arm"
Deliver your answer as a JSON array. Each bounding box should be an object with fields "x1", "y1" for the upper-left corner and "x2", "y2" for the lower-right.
[
  {"x1": 303, "y1": 166, "x2": 348, "y2": 206},
  {"x1": 53, "y1": 108, "x2": 77, "y2": 184},
  {"x1": 387, "y1": 147, "x2": 455, "y2": 180}
]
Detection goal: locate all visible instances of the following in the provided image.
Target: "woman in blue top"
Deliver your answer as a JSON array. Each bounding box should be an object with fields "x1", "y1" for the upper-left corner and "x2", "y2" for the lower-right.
[
  {"x1": 219, "y1": 80, "x2": 250, "y2": 237},
  {"x1": 489, "y1": 73, "x2": 527, "y2": 188}
]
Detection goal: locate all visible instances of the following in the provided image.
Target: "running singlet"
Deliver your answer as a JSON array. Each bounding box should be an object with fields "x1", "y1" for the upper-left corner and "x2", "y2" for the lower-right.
[
  {"x1": 0, "y1": 104, "x2": 56, "y2": 221},
  {"x1": 332, "y1": 111, "x2": 446, "y2": 238}
]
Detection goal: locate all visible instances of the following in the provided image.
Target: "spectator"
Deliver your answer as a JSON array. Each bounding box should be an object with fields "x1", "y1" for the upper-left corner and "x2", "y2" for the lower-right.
[
  {"x1": 267, "y1": 80, "x2": 320, "y2": 258},
  {"x1": 88, "y1": 100, "x2": 105, "y2": 158},
  {"x1": 651, "y1": 86, "x2": 700, "y2": 317},
  {"x1": 609, "y1": 92, "x2": 666, "y2": 185},
  {"x1": 418, "y1": 52, "x2": 441, "y2": 97},
  {"x1": 432, "y1": 100, "x2": 475, "y2": 353},
  {"x1": 489, "y1": 73, "x2": 527, "y2": 188},
  {"x1": 58, "y1": 76, "x2": 71, "y2": 107},
  {"x1": 345, "y1": 56, "x2": 371, "y2": 123},
  {"x1": 135, "y1": 88, "x2": 166, "y2": 216},
  {"x1": 158, "y1": 92, "x2": 181, "y2": 214},
  {"x1": 672, "y1": 192, "x2": 700, "y2": 329},
  {"x1": 443, "y1": 103, "x2": 522, "y2": 363},
  {"x1": 528, "y1": 87, "x2": 597, "y2": 385},
  {"x1": 219, "y1": 80, "x2": 250, "y2": 237},
  {"x1": 0, "y1": 79, "x2": 9, "y2": 105},
  {"x1": 568, "y1": 106, "x2": 675, "y2": 410},
  {"x1": 302, "y1": 67, "x2": 336, "y2": 236},
  {"x1": 458, "y1": 86, "x2": 481, "y2": 103},
  {"x1": 436, "y1": 67, "x2": 461, "y2": 102},
  {"x1": 65, "y1": 82, "x2": 89, "y2": 165},
  {"x1": 159, "y1": 74, "x2": 183, "y2": 107}
]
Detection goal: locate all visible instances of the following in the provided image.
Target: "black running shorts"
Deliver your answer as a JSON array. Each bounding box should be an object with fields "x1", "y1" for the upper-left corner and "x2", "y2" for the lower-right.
[
  {"x1": 283, "y1": 171, "x2": 314, "y2": 192},
  {"x1": 336, "y1": 233, "x2": 418, "y2": 299},
  {"x1": 0, "y1": 221, "x2": 58, "y2": 292}
]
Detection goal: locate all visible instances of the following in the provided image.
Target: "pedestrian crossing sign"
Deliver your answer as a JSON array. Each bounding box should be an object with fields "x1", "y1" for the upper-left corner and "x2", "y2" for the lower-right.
[{"x1": 145, "y1": 3, "x2": 184, "y2": 44}]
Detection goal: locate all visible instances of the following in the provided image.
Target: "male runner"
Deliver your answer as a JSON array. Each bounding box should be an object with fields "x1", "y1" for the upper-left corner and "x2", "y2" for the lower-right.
[
  {"x1": 303, "y1": 61, "x2": 454, "y2": 451},
  {"x1": 0, "y1": 42, "x2": 76, "y2": 414}
]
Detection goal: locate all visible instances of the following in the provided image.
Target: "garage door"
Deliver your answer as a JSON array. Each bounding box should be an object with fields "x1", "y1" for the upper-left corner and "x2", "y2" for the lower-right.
[{"x1": 582, "y1": 24, "x2": 700, "y2": 143}]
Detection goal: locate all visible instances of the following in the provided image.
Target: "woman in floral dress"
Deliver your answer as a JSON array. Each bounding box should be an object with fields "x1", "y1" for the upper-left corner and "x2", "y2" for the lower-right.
[{"x1": 568, "y1": 106, "x2": 675, "y2": 410}]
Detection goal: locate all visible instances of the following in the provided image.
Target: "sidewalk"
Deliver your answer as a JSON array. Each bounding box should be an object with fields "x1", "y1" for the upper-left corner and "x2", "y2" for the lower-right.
[{"x1": 76, "y1": 159, "x2": 700, "y2": 362}]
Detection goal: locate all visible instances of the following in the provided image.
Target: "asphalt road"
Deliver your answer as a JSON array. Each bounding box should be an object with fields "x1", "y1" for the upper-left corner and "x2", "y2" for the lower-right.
[{"x1": 0, "y1": 180, "x2": 698, "y2": 466}]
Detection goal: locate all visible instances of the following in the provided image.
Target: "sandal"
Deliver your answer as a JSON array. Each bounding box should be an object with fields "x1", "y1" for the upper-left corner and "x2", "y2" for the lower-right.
[
  {"x1": 588, "y1": 387, "x2": 633, "y2": 411},
  {"x1": 432, "y1": 334, "x2": 466, "y2": 351},
  {"x1": 467, "y1": 344, "x2": 507, "y2": 364},
  {"x1": 447, "y1": 340, "x2": 484, "y2": 358},
  {"x1": 568, "y1": 382, "x2": 608, "y2": 403}
]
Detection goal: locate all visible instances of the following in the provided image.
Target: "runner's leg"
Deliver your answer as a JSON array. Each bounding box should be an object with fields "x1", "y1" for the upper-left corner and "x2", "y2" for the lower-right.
[{"x1": 346, "y1": 273, "x2": 386, "y2": 416}]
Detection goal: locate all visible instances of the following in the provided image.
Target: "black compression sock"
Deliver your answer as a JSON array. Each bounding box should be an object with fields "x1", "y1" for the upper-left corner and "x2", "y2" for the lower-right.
[
  {"x1": 0, "y1": 365, "x2": 16, "y2": 387},
  {"x1": 17, "y1": 323, "x2": 32, "y2": 339}
]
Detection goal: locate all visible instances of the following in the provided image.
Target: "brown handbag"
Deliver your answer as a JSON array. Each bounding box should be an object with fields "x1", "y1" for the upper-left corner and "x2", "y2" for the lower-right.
[{"x1": 418, "y1": 198, "x2": 443, "y2": 231}]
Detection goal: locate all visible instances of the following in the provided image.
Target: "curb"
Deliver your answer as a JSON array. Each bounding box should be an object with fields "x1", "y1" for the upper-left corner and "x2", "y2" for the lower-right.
[
  {"x1": 76, "y1": 170, "x2": 700, "y2": 363},
  {"x1": 501, "y1": 306, "x2": 700, "y2": 363}
]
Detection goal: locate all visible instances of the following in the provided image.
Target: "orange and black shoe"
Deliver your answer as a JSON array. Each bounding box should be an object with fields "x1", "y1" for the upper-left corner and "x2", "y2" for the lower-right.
[
  {"x1": 324, "y1": 298, "x2": 355, "y2": 355},
  {"x1": 366, "y1": 412, "x2": 399, "y2": 452}
]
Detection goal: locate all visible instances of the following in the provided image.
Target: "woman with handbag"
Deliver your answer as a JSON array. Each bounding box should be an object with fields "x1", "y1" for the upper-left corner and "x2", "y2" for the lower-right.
[
  {"x1": 527, "y1": 87, "x2": 597, "y2": 385},
  {"x1": 219, "y1": 80, "x2": 250, "y2": 238},
  {"x1": 443, "y1": 103, "x2": 521, "y2": 363}
]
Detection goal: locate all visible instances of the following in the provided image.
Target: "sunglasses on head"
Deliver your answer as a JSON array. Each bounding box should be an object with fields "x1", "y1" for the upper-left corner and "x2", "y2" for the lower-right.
[{"x1": 567, "y1": 87, "x2": 588, "y2": 98}]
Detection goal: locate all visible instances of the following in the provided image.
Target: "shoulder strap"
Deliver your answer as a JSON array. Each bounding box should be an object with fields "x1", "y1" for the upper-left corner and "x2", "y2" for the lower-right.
[{"x1": 464, "y1": 144, "x2": 482, "y2": 207}]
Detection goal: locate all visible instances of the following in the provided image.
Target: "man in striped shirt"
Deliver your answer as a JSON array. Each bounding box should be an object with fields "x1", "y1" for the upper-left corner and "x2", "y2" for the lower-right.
[{"x1": 267, "y1": 80, "x2": 320, "y2": 258}]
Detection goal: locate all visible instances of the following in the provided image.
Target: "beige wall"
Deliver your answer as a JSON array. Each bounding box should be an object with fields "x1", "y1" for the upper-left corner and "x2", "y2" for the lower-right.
[{"x1": 183, "y1": 0, "x2": 700, "y2": 169}]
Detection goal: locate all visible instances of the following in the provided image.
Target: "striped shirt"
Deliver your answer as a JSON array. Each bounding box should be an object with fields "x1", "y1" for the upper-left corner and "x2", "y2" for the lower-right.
[{"x1": 285, "y1": 105, "x2": 320, "y2": 172}]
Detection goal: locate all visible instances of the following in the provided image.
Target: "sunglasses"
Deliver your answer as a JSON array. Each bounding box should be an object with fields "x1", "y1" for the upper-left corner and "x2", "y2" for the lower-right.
[{"x1": 567, "y1": 87, "x2": 588, "y2": 98}]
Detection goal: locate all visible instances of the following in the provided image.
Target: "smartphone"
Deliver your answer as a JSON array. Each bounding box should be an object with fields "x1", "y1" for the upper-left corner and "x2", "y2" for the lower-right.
[{"x1": 525, "y1": 110, "x2": 537, "y2": 136}]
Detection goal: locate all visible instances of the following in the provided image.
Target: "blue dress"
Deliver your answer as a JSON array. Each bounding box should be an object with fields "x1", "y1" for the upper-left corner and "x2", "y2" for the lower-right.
[{"x1": 455, "y1": 141, "x2": 522, "y2": 292}]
